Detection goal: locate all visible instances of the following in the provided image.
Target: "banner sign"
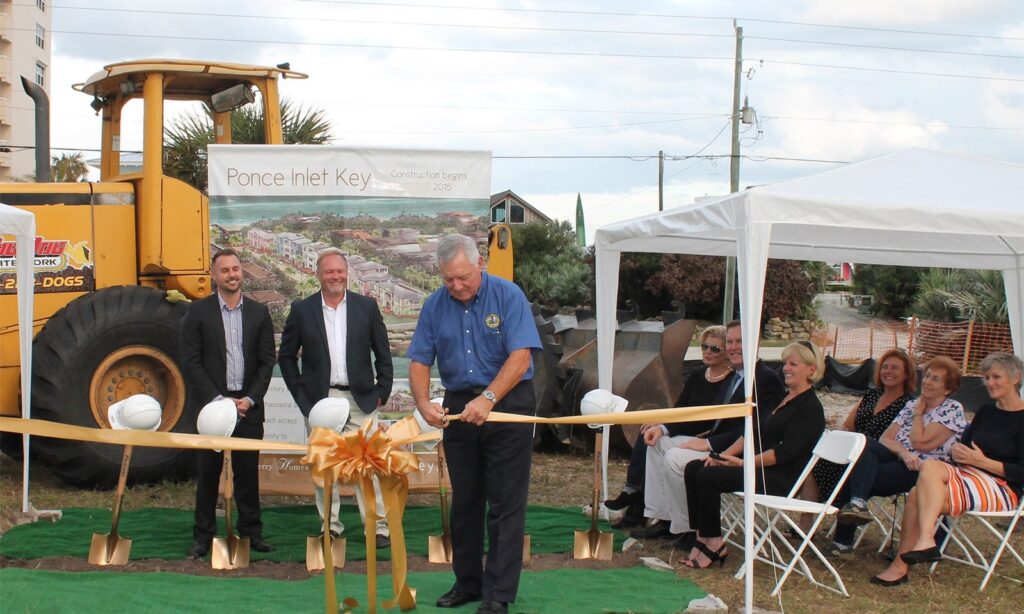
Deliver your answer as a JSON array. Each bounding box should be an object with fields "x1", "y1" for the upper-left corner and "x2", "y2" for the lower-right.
[
  {"x1": 206, "y1": 146, "x2": 490, "y2": 488},
  {"x1": 209, "y1": 144, "x2": 491, "y2": 199}
]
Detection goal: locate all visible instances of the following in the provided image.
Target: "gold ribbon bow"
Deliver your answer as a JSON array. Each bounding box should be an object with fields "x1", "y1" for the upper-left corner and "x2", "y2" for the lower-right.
[{"x1": 300, "y1": 417, "x2": 439, "y2": 614}]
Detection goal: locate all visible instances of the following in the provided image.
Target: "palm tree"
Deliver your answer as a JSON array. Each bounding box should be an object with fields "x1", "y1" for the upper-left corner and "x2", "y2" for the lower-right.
[
  {"x1": 164, "y1": 99, "x2": 333, "y2": 192},
  {"x1": 50, "y1": 152, "x2": 89, "y2": 182}
]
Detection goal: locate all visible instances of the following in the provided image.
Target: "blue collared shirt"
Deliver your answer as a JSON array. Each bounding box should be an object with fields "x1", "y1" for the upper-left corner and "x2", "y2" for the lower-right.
[{"x1": 407, "y1": 273, "x2": 541, "y2": 391}]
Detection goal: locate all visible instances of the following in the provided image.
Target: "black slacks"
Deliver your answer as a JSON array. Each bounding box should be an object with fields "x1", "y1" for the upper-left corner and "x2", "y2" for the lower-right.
[
  {"x1": 443, "y1": 380, "x2": 534, "y2": 603},
  {"x1": 683, "y1": 460, "x2": 793, "y2": 538},
  {"x1": 193, "y1": 418, "x2": 264, "y2": 542}
]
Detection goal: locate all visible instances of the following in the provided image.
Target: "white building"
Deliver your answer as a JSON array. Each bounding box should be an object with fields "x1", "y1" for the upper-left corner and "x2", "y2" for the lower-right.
[
  {"x1": 302, "y1": 240, "x2": 330, "y2": 271},
  {"x1": 0, "y1": 0, "x2": 51, "y2": 179}
]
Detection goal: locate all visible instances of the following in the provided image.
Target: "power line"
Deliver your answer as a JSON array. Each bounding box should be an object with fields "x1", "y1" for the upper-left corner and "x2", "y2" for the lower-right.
[
  {"x1": 763, "y1": 115, "x2": 1024, "y2": 132},
  {"x1": 761, "y1": 58, "x2": 1024, "y2": 83},
  {"x1": 748, "y1": 35, "x2": 1024, "y2": 60},
  {"x1": 44, "y1": 3, "x2": 1024, "y2": 60},
  {"x1": 296, "y1": 1, "x2": 1024, "y2": 41},
  {"x1": 44, "y1": 3, "x2": 733, "y2": 41},
  {"x1": 339, "y1": 115, "x2": 723, "y2": 135},
  {"x1": 25, "y1": 26, "x2": 1021, "y2": 83},
  {"x1": 24, "y1": 27, "x2": 733, "y2": 62}
]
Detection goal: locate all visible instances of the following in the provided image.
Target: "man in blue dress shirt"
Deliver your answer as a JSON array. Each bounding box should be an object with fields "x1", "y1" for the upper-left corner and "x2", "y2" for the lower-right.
[{"x1": 408, "y1": 234, "x2": 541, "y2": 614}]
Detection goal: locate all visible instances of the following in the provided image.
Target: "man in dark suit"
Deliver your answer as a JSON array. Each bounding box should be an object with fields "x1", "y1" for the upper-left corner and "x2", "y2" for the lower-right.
[
  {"x1": 181, "y1": 248, "x2": 276, "y2": 558},
  {"x1": 278, "y1": 248, "x2": 393, "y2": 546}
]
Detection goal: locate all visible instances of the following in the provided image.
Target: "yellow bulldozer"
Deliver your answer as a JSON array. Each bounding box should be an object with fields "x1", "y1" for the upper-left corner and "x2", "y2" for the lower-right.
[{"x1": 0, "y1": 59, "x2": 306, "y2": 486}]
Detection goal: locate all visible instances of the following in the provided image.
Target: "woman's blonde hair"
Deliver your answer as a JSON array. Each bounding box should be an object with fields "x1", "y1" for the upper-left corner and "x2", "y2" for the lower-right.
[
  {"x1": 700, "y1": 325, "x2": 727, "y2": 345},
  {"x1": 781, "y1": 340, "x2": 825, "y2": 384}
]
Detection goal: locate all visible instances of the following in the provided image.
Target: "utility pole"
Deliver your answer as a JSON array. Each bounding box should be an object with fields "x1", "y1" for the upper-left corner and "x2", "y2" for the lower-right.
[
  {"x1": 658, "y1": 150, "x2": 665, "y2": 211},
  {"x1": 722, "y1": 22, "x2": 743, "y2": 324}
]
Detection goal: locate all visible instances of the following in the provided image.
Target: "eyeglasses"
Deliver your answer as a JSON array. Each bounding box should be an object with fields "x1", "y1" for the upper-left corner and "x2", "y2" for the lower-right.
[{"x1": 701, "y1": 343, "x2": 723, "y2": 354}]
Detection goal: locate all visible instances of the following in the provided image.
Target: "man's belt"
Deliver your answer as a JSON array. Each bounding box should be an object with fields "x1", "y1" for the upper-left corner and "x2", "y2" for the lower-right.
[{"x1": 330, "y1": 385, "x2": 350, "y2": 391}]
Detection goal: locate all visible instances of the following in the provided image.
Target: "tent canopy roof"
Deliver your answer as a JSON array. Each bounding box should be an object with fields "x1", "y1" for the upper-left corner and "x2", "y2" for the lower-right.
[{"x1": 596, "y1": 149, "x2": 1024, "y2": 270}]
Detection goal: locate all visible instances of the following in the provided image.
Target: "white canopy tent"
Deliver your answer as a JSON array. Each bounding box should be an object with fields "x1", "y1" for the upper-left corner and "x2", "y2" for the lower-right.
[
  {"x1": 594, "y1": 148, "x2": 1024, "y2": 610},
  {"x1": 0, "y1": 203, "x2": 37, "y2": 514}
]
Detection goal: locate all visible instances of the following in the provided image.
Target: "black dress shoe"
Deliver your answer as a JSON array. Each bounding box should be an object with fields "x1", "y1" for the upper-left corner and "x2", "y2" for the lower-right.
[
  {"x1": 249, "y1": 537, "x2": 275, "y2": 553},
  {"x1": 870, "y1": 572, "x2": 909, "y2": 587},
  {"x1": 671, "y1": 531, "x2": 697, "y2": 551},
  {"x1": 629, "y1": 519, "x2": 671, "y2": 539},
  {"x1": 611, "y1": 512, "x2": 644, "y2": 530},
  {"x1": 604, "y1": 489, "x2": 642, "y2": 511},
  {"x1": 476, "y1": 601, "x2": 508, "y2": 614},
  {"x1": 436, "y1": 587, "x2": 482, "y2": 608},
  {"x1": 188, "y1": 540, "x2": 210, "y2": 559},
  {"x1": 375, "y1": 533, "x2": 391, "y2": 549},
  {"x1": 900, "y1": 546, "x2": 941, "y2": 565}
]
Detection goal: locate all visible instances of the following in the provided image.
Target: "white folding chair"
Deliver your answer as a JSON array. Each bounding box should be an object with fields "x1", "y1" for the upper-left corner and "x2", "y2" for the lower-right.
[
  {"x1": 732, "y1": 430, "x2": 867, "y2": 596},
  {"x1": 932, "y1": 494, "x2": 1024, "y2": 590}
]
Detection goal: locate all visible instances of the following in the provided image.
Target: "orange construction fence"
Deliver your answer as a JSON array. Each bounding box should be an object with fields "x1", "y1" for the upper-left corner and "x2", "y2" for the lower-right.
[{"x1": 813, "y1": 318, "x2": 1014, "y2": 376}]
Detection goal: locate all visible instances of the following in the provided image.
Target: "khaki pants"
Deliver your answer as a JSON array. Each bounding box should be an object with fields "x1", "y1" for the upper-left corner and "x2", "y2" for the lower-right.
[
  {"x1": 643, "y1": 435, "x2": 708, "y2": 534},
  {"x1": 305, "y1": 388, "x2": 388, "y2": 536}
]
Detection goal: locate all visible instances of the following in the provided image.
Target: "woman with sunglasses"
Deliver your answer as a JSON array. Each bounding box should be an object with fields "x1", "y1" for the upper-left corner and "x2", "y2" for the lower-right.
[{"x1": 605, "y1": 326, "x2": 732, "y2": 537}]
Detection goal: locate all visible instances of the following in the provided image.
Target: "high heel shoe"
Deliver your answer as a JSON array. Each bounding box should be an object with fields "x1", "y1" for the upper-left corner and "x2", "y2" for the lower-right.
[{"x1": 681, "y1": 542, "x2": 728, "y2": 569}]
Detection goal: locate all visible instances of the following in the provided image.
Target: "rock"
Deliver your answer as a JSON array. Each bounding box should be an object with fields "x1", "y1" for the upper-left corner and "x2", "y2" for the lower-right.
[{"x1": 686, "y1": 594, "x2": 727, "y2": 612}]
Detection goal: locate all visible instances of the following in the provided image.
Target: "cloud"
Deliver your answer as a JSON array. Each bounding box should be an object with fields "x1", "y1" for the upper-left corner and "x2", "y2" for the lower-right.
[{"x1": 801, "y1": 0, "x2": 1011, "y2": 26}]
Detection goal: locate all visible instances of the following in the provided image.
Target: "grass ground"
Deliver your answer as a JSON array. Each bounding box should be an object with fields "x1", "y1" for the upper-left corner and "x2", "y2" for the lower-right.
[{"x1": 1, "y1": 435, "x2": 1020, "y2": 612}]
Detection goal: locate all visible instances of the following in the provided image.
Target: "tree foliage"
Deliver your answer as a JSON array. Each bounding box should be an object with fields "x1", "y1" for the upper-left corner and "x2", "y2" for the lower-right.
[
  {"x1": 913, "y1": 268, "x2": 1007, "y2": 323},
  {"x1": 50, "y1": 152, "x2": 89, "y2": 182},
  {"x1": 512, "y1": 221, "x2": 591, "y2": 310},
  {"x1": 646, "y1": 256, "x2": 817, "y2": 321},
  {"x1": 852, "y1": 264, "x2": 925, "y2": 318},
  {"x1": 164, "y1": 98, "x2": 333, "y2": 193}
]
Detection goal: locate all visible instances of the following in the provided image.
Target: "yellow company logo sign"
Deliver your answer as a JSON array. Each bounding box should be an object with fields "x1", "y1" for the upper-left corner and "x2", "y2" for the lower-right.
[{"x1": 0, "y1": 236, "x2": 93, "y2": 272}]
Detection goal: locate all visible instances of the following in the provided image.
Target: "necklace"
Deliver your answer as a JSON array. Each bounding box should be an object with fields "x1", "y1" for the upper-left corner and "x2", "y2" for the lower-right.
[{"x1": 706, "y1": 366, "x2": 733, "y2": 383}]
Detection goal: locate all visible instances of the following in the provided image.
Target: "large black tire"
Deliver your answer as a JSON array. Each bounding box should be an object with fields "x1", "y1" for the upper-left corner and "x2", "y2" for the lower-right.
[{"x1": 31, "y1": 286, "x2": 196, "y2": 487}]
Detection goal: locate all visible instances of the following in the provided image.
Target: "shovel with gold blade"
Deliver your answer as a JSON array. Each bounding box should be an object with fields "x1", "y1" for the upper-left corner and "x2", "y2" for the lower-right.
[
  {"x1": 89, "y1": 394, "x2": 164, "y2": 565},
  {"x1": 573, "y1": 389, "x2": 628, "y2": 560},
  {"x1": 88, "y1": 445, "x2": 134, "y2": 565},
  {"x1": 306, "y1": 477, "x2": 347, "y2": 571},
  {"x1": 211, "y1": 450, "x2": 251, "y2": 570},
  {"x1": 304, "y1": 397, "x2": 352, "y2": 571},
  {"x1": 428, "y1": 442, "x2": 453, "y2": 563},
  {"x1": 574, "y1": 429, "x2": 613, "y2": 560}
]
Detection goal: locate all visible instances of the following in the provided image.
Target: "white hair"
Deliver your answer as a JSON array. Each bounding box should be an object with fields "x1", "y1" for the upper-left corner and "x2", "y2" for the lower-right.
[{"x1": 437, "y1": 234, "x2": 480, "y2": 265}]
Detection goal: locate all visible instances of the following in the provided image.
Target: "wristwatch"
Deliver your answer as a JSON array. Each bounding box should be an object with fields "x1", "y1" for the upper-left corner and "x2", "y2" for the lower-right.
[{"x1": 482, "y1": 390, "x2": 497, "y2": 404}]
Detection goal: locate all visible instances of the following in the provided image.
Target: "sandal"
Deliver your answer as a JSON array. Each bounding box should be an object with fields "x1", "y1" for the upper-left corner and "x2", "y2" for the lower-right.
[{"x1": 681, "y1": 541, "x2": 729, "y2": 569}]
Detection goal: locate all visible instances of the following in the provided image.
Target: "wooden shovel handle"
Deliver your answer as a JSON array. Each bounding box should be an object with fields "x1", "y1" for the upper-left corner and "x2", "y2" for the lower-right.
[
  {"x1": 109, "y1": 445, "x2": 133, "y2": 536},
  {"x1": 222, "y1": 451, "x2": 234, "y2": 537}
]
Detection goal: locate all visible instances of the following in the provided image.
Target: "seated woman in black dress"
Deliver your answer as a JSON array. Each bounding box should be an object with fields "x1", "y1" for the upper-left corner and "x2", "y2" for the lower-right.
[
  {"x1": 872, "y1": 352, "x2": 1024, "y2": 586},
  {"x1": 681, "y1": 341, "x2": 826, "y2": 569}
]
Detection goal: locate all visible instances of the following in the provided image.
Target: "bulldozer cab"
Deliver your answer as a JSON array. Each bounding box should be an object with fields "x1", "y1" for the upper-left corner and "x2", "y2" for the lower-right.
[{"x1": 76, "y1": 59, "x2": 307, "y2": 180}]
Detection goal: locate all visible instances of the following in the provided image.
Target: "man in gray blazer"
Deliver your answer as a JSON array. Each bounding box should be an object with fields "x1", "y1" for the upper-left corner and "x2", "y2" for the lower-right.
[{"x1": 278, "y1": 248, "x2": 394, "y2": 547}]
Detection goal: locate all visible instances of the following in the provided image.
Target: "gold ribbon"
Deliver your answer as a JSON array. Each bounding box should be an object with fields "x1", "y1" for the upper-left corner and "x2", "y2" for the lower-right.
[
  {"x1": 449, "y1": 401, "x2": 752, "y2": 425},
  {"x1": 0, "y1": 418, "x2": 308, "y2": 452},
  {"x1": 300, "y1": 417, "x2": 438, "y2": 614},
  {"x1": 1, "y1": 402, "x2": 752, "y2": 614}
]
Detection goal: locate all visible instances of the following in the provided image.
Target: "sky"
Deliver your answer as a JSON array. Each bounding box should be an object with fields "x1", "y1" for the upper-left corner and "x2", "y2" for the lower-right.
[{"x1": 43, "y1": 0, "x2": 1024, "y2": 241}]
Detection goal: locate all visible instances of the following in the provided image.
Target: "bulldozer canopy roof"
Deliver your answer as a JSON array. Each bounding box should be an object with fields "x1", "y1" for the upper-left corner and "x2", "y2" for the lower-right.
[{"x1": 74, "y1": 59, "x2": 307, "y2": 100}]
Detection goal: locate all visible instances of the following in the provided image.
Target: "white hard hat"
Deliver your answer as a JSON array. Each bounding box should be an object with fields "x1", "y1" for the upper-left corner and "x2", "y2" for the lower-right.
[
  {"x1": 309, "y1": 397, "x2": 351, "y2": 434},
  {"x1": 580, "y1": 389, "x2": 628, "y2": 429},
  {"x1": 108, "y1": 394, "x2": 162, "y2": 431},
  {"x1": 197, "y1": 398, "x2": 238, "y2": 438}
]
